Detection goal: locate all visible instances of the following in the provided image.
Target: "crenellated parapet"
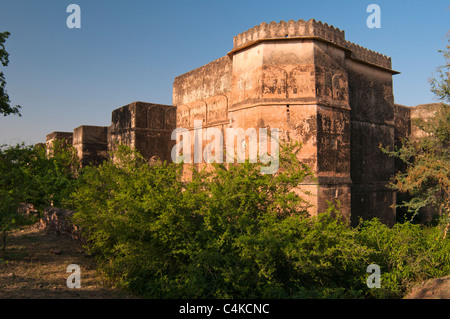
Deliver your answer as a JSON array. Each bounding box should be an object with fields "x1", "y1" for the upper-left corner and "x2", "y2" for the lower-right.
[
  {"x1": 232, "y1": 19, "x2": 393, "y2": 70},
  {"x1": 233, "y1": 19, "x2": 346, "y2": 49},
  {"x1": 344, "y1": 40, "x2": 392, "y2": 69}
]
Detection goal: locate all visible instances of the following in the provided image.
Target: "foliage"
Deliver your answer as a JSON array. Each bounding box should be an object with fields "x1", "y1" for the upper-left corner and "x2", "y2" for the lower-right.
[
  {"x1": 69, "y1": 144, "x2": 189, "y2": 294},
  {"x1": 0, "y1": 144, "x2": 35, "y2": 258},
  {"x1": 0, "y1": 141, "x2": 79, "y2": 259},
  {"x1": 69, "y1": 143, "x2": 450, "y2": 299},
  {"x1": 0, "y1": 31, "x2": 21, "y2": 117},
  {"x1": 382, "y1": 44, "x2": 450, "y2": 224},
  {"x1": 27, "y1": 140, "x2": 80, "y2": 210},
  {"x1": 357, "y1": 218, "x2": 450, "y2": 298},
  {"x1": 70, "y1": 143, "x2": 315, "y2": 297},
  {"x1": 430, "y1": 43, "x2": 450, "y2": 104}
]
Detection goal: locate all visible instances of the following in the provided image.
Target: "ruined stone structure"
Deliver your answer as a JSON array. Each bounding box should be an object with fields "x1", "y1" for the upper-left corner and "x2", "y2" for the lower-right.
[
  {"x1": 45, "y1": 131, "x2": 73, "y2": 150},
  {"x1": 109, "y1": 101, "x2": 177, "y2": 163},
  {"x1": 393, "y1": 103, "x2": 441, "y2": 223},
  {"x1": 44, "y1": 19, "x2": 435, "y2": 226},
  {"x1": 73, "y1": 125, "x2": 109, "y2": 167},
  {"x1": 173, "y1": 19, "x2": 399, "y2": 225}
]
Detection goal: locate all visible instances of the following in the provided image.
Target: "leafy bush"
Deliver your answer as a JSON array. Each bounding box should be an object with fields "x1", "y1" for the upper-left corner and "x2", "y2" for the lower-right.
[
  {"x1": 357, "y1": 218, "x2": 450, "y2": 298},
  {"x1": 70, "y1": 143, "x2": 316, "y2": 298},
  {"x1": 28, "y1": 140, "x2": 80, "y2": 209},
  {"x1": 0, "y1": 141, "x2": 79, "y2": 259},
  {"x1": 69, "y1": 144, "x2": 190, "y2": 294},
  {"x1": 69, "y1": 143, "x2": 450, "y2": 299},
  {"x1": 0, "y1": 144, "x2": 35, "y2": 258},
  {"x1": 382, "y1": 45, "x2": 449, "y2": 227}
]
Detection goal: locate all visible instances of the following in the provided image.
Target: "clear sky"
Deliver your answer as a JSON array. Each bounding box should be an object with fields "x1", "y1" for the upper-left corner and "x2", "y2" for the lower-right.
[{"x1": 0, "y1": 0, "x2": 448, "y2": 145}]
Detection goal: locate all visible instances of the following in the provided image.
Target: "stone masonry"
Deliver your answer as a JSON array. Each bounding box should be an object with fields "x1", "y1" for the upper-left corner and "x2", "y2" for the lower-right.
[
  {"x1": 173, "y1": 19, "x2": 399, "y2": 225},
  {"x1": 45, "y1": 131, "x2": 73, "y2": 150},
  {"x1": 44, "y1": 19, "x2": 436, "y2": 225},
  {"x1": 73, "y1": 125, "x2": 109, "y2": 167},
  {"x1": 109, "y1": 101, "x2": 177, "y2": 163}
]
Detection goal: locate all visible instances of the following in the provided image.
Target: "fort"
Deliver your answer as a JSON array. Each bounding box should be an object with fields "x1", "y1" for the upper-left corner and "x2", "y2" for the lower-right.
[{"x1": 44, "y1": 19, "x2": 436, "y2": 226}]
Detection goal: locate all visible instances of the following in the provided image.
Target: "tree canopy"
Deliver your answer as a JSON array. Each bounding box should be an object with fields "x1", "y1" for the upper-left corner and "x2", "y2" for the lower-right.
[
  {"x1": 0, "y1": 31, "x2": 21, "y2": 117},
  {"x1": 383, "y1": 43, "x2": 449, "y2": 232}
]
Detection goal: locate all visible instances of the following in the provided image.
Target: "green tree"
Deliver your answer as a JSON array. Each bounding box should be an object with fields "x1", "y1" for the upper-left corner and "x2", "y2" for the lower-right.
[
  {"x1": 357, "y1": 217, "x2": 450, "y2": 298},
  {"x1": 71, "y1": 143, "x2": 386, "y2": 298},
  {"x1": 0, "y1": 141, "x2": 79, "y2": 259},
  {"x1": 0, "y1": 31, "x2": 21, "y2": 117},
  {"x1": 0, "y1": 144, "x2": 34, "y2": 258},
  {"x1": 383, "y1": 43, "x2": 450, "y2": 231},
  {"x1": 27, "y1": 140, "x2": 80, "y2": 210},
  {"x1": 69, "y1": 143, "x2": 450, "y2": 298},
  {"x1": 69, "y1": 143, "x2": 318, "y2": 297},
  {"x1": 69, "y1": 144, "x2": 187, "y2": 293},
  {"x1": 431, "y1": 43, "x2": 450, "y2": 103}
]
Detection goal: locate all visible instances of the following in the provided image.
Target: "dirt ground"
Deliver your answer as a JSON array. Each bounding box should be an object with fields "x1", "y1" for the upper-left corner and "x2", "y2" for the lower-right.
[
  {"x1": 0, "y1": 223, "x2": 136, "y2": 299},
  {"x1": 404, "y1": 275, "x2": 450, "y2": 299}
]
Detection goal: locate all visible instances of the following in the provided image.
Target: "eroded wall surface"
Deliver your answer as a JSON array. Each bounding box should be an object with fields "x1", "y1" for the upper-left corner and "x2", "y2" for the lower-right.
[
  {"x1": 173, "y1": 19, "x2": 400, "y2": 223},
  {"x1": 46, "y1": 131, "x2": 73, "y2": 149},
  {"x1": 109, "y1": 101, "x2": 177, "y2": 163},
  {"x1": 44, "y1": 19, "x2": 418, "y2": 225},
  {"x1": 73, "y1": 125, "x2": 109, "y2": 167}
]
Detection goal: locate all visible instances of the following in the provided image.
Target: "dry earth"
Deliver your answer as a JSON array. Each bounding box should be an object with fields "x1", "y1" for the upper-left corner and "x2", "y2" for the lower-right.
[
  {"x1": 404, "y1": 275, "x2": 450, "y2": 299},
  {"x1": 0, "y1": 223, "x2": 135, "y2": 299}
]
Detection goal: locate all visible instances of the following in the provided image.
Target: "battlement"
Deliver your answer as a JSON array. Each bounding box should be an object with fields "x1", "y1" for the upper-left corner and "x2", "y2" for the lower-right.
[
  {"x1": 233, "y1": 19, "x2": 345, "y2": 49},
  {"x1": 344, "y1": 40, "x2": 392, "y2": 69},
  {"x1": 232, "y1": 19, "x2": 392, "y2": 70}
]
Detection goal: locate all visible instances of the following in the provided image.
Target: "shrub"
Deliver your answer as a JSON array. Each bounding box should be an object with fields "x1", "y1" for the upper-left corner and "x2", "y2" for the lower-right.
[
  {"x1": 0, "y1": 141, "x2": 79, "y2": 259},
  {"x1": 70, "y1": 143, "x2": 450, "y2": 298},
  {"x1": 357, "y1": 218, "x2": 450, "y2": 298}
]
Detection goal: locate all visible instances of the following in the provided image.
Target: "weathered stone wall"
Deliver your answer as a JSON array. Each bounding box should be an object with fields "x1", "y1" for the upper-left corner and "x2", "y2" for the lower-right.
[
  {"x1": 346, "y1": 60, "x2": 396, "y2": 226},
  {"x1": 173, "y1": 56, "x2": 232, "y2": 107},
  {"x1": 410, "y1": 103, "x2": 441, "y2": 140},
  {"x1": 43, "y1": 19, "x2": 423, "y2": 226},
  {"x1": 73, "y1": 125, "x2": 109, "y2": 167},
  {"x1": 313, "y1": 41, "x2": 352, "y2": 217},
  {"x1": 109, "y1": 101, "x2": 176, "y2": 162},
  {"x1": 394, "y1": 104, "x2": 412, "y2": 174},
  {"x1": 46, "y1": 131, "x2": 73, "y2": 150},
  {"x1": 394, "y1": 104, "x2": 411, "y2": 144},
  {"x1": 227, "y1": 38, "x2": 325, "y2": 216},
  {"x1": 231, "y1": 19, "x2": 392, "y2": 70},
  {"x1": 192, "y1": 25, "x2": 355, "y2": 218},
  {"x1": 172, "y1": 19, "x2": 400, "y2": 223},
  {"x1": 173, "y1": 56, "x2": 232, "y2": 179}
]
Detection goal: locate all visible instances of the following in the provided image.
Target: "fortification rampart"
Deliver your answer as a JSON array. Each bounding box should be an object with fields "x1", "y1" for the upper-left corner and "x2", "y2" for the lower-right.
[
  {"x1": 43, "y1": 19, "x2": 431, "y2": 226},
  {"x1": 232, "y1": 19, "x2": 393, "y2": 70}
]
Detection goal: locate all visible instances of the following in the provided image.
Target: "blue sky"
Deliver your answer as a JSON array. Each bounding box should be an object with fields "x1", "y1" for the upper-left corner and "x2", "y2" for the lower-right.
[{"x1": 0, "y1": 0, "x2": 448, "y2": 145}]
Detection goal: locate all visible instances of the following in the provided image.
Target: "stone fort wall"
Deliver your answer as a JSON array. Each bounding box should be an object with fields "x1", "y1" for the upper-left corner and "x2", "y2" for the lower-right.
[{"x1": 44, "y1": 19, "x2": 432, "y2": 225}]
